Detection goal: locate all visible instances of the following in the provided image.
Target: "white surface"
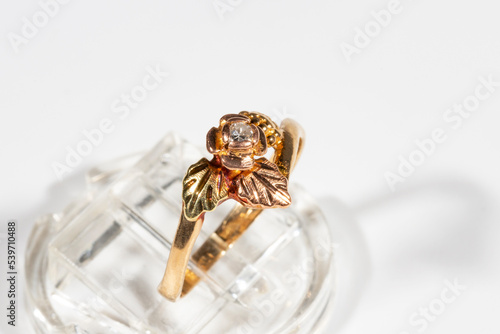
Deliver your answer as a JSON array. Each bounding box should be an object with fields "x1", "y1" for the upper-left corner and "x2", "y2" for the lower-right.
[{"x1": 1, "y1": 0, "x2": 499, "y2": 333}]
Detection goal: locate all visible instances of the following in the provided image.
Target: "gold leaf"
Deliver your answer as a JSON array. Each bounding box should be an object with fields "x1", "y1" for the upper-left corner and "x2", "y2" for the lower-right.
[
  {"x1": 183, "y1": 158, "x2": 229, "y2": 220},
  {"x1": 231, "y1": 158, "x2": 291, "y2": 208}
]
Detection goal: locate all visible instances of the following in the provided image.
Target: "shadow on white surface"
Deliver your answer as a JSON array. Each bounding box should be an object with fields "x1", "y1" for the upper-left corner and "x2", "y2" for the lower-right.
[{"x1": 322, "y1": 177, "x2": 496, "y2": 334}]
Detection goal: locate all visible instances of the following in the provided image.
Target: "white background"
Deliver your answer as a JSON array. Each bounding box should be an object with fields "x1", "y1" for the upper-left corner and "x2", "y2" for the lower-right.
[{"x1": 1, "y1": 0, "x2": 499, "y2": 333}]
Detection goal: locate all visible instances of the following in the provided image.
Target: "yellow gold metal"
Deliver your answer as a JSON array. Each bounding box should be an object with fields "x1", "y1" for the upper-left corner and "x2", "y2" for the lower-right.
[
  {"x1": 181, "y1": 206, "x2": 263, "y2": 296},
  {"x1": 158, "y1": 208, "x2": 204, "y2": 300},
  {"x1": 159, "y1": 112, "x2": 304, "y2": 302}
]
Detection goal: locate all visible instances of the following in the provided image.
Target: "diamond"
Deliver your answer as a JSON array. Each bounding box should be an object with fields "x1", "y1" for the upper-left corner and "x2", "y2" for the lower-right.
[{"x1": 229, "y1": 123, "x2": 254, "y2": 142}]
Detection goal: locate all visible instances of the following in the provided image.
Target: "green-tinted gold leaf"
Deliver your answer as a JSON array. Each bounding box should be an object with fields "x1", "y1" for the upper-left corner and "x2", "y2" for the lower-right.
[
  {"x1": 231, "y1": 158, "x2": 291, "y2": 208},
  {"x1": 182, "y1": 158, "x2": 229, "y2": 220}
]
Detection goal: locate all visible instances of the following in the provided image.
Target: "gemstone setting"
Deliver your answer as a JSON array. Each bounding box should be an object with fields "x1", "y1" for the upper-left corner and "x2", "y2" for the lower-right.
[{"x1": 229, "y1": 122, "x2": 254, "y2": 142}]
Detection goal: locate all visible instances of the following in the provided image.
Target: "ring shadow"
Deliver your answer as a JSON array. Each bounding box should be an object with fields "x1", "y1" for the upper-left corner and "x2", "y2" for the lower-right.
[{"x1": 320, "y1": 176, "x2": 494, "y2": 333}]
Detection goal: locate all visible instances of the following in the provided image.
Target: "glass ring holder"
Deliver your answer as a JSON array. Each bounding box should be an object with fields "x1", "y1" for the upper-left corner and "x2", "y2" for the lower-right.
[{"x1": 25, "y1": 133, "x2": 337, "y2": 334}]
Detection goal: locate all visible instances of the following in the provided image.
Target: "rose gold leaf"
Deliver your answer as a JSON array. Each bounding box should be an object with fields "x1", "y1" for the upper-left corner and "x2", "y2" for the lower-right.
[{"x1": 231, "y1": 158, "x2": 291, "y2": 208}]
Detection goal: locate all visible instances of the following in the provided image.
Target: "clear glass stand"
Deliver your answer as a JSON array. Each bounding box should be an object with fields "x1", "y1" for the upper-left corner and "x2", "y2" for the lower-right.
[{"x1": 25, "y1": 133, "x2": 336, "y2": 334}]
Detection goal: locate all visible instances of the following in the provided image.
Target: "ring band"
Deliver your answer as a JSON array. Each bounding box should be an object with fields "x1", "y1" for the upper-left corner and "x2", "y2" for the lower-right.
[{"x1": 158, "y1": 112, "x2": 305, "y2": 302}]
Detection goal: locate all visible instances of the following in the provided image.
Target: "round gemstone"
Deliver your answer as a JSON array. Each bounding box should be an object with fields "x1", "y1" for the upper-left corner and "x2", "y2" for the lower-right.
[{"x1": 229, "y1": 123, "x2": 254, "y2": 142}]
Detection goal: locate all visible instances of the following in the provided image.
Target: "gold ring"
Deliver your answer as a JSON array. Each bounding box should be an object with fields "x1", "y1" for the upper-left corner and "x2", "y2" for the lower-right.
[{"x1": 158, "y1": 111, "x2": 305, "y2": 302}]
